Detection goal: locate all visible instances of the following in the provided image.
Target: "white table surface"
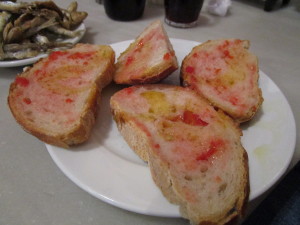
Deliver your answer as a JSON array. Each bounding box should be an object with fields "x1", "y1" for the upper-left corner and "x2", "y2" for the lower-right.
[{"x1": 1, "y1": 0, "x2": 299, "y2": 224}]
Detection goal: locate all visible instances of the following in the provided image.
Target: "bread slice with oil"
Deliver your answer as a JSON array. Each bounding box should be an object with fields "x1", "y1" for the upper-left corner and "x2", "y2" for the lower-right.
[
  {"x1": 8, "y1": 43, "x2": 115, "y2": 148},
  {"x1": 113, "y1": 20, "x2": 178, "y2": 85},
  {"x1": 181, "y1": 39, "x2": 263, "y2": 123},
  {"x1": 110, "y1": 84, "x2": 249, "y2": 225}
]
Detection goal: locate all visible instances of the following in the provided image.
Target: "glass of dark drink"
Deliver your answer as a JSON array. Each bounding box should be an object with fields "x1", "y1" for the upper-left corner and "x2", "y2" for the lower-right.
[
  {"x1": 103, "y1": 0, "x2": 146, "y2": 21},
  {"x1": 164, "y1": 0, "x2": 204, "y2": 28}
]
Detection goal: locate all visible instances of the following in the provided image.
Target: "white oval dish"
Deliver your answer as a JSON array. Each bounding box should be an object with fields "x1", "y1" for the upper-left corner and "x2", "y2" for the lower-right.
[{"x1": 46, "y1": 38, "x2": 296, "y2": 217}]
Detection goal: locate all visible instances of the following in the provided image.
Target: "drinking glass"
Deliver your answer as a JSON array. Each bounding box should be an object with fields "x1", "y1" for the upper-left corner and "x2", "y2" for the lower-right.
[
  {"x1": 164, "y1": 0, "x2": 204, "y2": 28},
  {"x1": 103, "y1": 0, "x2": 146, "y2": 21}
]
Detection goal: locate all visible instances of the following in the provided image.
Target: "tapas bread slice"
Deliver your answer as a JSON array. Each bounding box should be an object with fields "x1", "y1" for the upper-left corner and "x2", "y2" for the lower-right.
[
  {"x1": 181, "y1": 39, "x2": 263, "y2": 123},
  {"x1": 8, "y1": 44, "x2": 115, "y2": 148},
  {"x1": 113, "y1": 20, "x2": 178, "y2": 85},
  {"x1": 110, "y1": 85, "x2": 249, "y2": 225}
]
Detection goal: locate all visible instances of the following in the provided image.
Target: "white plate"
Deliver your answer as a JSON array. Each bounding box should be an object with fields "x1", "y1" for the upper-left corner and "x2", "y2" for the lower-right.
[
  {"x1": 46, "y1": 39, "x2": 296, "y2": 217},
  {"x1": 0, "y1": 23, "x2": 86, "y2": 68}
]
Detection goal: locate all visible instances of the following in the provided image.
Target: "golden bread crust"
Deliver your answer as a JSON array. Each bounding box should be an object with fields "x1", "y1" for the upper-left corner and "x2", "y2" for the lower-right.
[
  {"x1": 110, "y1": 84, "x2": 249, "y2": 225},
  {"x1": 181, "y1": 39, "x2": 263, "y2": 123},
  {"x1": 8, "y1": 44, "x2": 115, "y2": 148},
  {"x1": 114, "y1": 20, "x2": 178, "y2": 85}
]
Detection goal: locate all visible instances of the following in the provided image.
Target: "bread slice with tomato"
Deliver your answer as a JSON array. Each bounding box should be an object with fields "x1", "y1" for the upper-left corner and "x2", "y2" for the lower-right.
[
  {"x1": 113, "y1": 20, "x2": 178, "y2": 85},
  {"x1": 110, "y1": 84, "x2": 249, "y2": 225},
  {"x1": 8, "y1": 44, "x2": 115, "y2": 148},
  {"x1": 181, "y1": 39, "x2": 263, "y2": 123}
]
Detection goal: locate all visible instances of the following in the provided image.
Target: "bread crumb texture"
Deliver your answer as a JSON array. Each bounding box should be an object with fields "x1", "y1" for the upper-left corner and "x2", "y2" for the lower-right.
[
  {"x1": 8, "y1": 44, "x2": 115, "y2": 147},
  {"x1": 181, "y1": 39, "x2": 263, "y2": 122},
  {"x1": 110, "y1": 84, "x2": 249, "y2": 225}
]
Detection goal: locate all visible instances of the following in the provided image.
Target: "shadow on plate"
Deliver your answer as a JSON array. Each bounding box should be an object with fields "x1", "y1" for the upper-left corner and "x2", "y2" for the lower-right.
[{"x1": 66, "y1": 83, "x2": 122, "y2": 152}]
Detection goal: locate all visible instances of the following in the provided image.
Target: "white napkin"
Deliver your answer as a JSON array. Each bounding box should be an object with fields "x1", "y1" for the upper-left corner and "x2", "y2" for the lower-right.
[{"x1": 207, "y1": 0, "x2": 232, "y2": 16}]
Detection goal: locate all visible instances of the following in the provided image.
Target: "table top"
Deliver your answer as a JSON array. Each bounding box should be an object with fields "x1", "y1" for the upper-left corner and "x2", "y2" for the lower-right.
[{"x1": 1, "y1": 1, "x2": 299, "y2": 225}]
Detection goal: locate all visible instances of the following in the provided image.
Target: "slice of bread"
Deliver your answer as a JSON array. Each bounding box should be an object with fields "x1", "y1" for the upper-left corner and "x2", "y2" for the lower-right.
[
  {"x1": 110, "y1": 84, "x2": 249, "y2": 225},
  {"x1": 181, "y1": 39, "x2": 263, "y2": 123},
  {"x1": 113, "y1": 20, "x2": 178, "y2": 85},
  {"x1": 8, "y1": 43, "x2": 115, "y2": 148}
]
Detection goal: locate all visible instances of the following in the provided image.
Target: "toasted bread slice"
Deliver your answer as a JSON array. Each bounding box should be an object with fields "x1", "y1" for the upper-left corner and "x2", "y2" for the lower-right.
[
  {"x1": 113, "y1": 20, "x2": 178, "y2": 85},
  {"x1": 181, "y1": 39, "x2": 263, "y2": 123},
  {"x1": 110, "y1": 85, "x2": 249, "y2": 225},
  {"x1": 8, "y1": 44, "x2": 115, "y2": 148}
]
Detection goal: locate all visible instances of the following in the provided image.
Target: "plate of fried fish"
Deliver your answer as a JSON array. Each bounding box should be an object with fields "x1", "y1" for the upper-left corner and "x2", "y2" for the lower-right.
[{"x1": 0, "y1": 0, "x2": 87, "y2": 67}]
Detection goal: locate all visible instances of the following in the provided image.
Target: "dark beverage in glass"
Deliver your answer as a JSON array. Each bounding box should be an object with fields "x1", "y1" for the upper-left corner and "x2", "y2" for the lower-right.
[
  {"x1": 103, "y1": 0, "x2": 146, "y2": 21},
  {"x1": 164, "y1": 0, "x2": 204, "y2": 28}
]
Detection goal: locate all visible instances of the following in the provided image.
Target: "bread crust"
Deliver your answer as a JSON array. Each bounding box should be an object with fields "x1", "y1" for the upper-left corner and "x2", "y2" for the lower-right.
[
  {"x1": 181, "y1": 39, "x2": 263, "y2": 123},
  {"x1": 110, "y1": 84, "x2": 249, "y2": 225},
  {"x1": 110, "y1": 109, "x2": 150, "y2": 162},
  {"x1": 114, "y1": 20, "x2": 178, "y2": 85},
  {"x1": 8, "y1": 44, "x2": 115, "y2": 148},
  {"x1": 124, "y1": 61, "x2": 178, "y2": 85}
]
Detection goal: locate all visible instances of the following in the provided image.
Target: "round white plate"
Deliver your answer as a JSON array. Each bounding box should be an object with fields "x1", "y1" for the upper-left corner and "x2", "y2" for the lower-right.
[
  {"x1": 0, "y1": 23, "x2": 86, "y2": 68},
  {"x1": 46, "y1": 39, "x2": 296, "y2": 217}
]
